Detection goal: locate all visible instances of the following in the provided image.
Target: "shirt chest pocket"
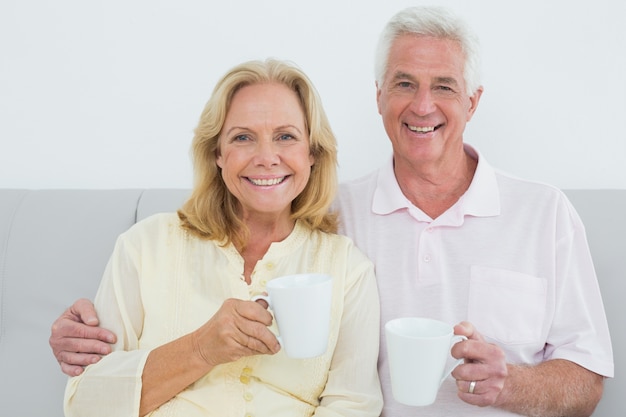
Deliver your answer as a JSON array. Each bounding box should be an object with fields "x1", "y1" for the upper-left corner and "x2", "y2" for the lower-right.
[{"x1": 468, "y1": 266, "x2": 547, "y2": 345}]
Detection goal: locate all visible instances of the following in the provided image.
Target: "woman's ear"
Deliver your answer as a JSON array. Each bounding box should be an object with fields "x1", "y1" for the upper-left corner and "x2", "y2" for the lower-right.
[{"x1": 215, "y1": 147, "x2": 223, "y2": 168}]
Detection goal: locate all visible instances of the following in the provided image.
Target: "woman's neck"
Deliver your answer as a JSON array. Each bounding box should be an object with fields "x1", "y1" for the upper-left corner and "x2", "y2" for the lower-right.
[{"x1": 238, "y1": 217, "x2": 296, "y2": 284}]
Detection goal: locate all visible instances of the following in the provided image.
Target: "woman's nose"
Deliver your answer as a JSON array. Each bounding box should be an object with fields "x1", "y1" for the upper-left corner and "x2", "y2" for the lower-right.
[{"x1": 253, "y1": 141, "x2": 280, "y2": 167}]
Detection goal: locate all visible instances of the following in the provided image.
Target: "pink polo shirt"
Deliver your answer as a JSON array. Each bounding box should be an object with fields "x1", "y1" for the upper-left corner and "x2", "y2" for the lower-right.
[{"x1": 335, "y1": 145, "x2": 613, "y2": 417}]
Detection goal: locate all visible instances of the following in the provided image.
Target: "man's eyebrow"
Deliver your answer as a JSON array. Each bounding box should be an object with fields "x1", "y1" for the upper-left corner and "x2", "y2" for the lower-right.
[
  {"x1": 389, "y1": 72, "x2": 460, "y2": 87},
  {"x1": 390, "y1": 71, "x2": 416, "y2": 82},
  {"x1": 434, "y1": 76, "x2": 460, "y2": 86}
]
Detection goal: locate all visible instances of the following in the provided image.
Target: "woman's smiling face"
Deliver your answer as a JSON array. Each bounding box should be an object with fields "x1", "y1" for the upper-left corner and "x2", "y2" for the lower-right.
[{"x1": 217, "y1": 82, "x2": 313, "y2": 221}]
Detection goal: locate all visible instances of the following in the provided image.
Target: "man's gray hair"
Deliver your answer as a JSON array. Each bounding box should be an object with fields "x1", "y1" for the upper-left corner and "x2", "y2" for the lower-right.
[{"x1": 374, "y1": 6, "x2": 482, "y2": 95}]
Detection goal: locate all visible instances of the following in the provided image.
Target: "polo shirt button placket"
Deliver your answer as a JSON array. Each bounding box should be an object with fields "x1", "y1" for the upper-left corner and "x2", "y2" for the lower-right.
[{"x1": 420, "y1": 226, "x2": 436, "y2": 280}]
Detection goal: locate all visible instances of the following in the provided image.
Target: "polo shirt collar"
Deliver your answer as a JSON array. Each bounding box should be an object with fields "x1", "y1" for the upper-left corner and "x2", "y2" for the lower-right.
[{"x1": 372, "y1": 144, "x2": 500, "y2": 222}]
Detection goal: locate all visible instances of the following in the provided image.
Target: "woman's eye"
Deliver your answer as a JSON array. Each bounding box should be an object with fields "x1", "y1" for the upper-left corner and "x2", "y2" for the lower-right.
[
  {"x1": 277, "y1": 134, "x2": 295, "y2": 141},
  {"x1": 233, "y1": 134, "x2": 250, "y2": 142}
]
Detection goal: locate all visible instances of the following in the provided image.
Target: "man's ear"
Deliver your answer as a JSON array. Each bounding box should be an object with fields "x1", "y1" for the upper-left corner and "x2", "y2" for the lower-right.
[
  {"x1": 375, "y1": 81, "x2": 383, "y2": 115},
  {"x1": 467, "y1": 86, "x2": 483, "y2": 121}
]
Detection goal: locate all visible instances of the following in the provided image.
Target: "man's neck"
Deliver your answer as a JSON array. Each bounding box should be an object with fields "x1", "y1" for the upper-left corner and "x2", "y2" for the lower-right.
[{"x1": 393, "y1": 149, "x2": 478, "y2": 219}]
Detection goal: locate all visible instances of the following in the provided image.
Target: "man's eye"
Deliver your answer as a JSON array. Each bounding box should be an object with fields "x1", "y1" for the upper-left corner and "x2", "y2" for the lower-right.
[
  {"x1": 398, "y1": 81, "x2": 412, "y2": 88},
  {"x1": 436, "y1": 85, "x2": 454, "y2": 92}
]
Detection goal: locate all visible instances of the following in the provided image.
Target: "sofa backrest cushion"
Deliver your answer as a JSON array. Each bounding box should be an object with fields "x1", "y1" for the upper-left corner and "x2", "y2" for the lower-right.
[{"x1": 0, "y1": 189, "x2": 188, "y2": 416}]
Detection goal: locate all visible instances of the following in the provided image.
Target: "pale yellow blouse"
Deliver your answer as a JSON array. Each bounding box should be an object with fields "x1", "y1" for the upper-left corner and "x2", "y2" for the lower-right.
[{"x1": 64, "y1": 213, "x2": 382, "y2": 417}]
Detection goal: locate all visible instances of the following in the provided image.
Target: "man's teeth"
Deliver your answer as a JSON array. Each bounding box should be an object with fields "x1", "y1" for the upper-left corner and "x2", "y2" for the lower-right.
[
  {"x1": 249, "y1": 177, "x2": 285, "y2": 186},
  {"x1": 408, "y1": 125, "x2": 435, "y2": 133}
]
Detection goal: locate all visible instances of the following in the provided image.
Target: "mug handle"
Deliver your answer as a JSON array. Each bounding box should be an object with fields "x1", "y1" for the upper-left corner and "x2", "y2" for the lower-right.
[
  {"x1": 440, "y1": 335, "x2": 468, "y2": 385},
  {"x1": 251, "y1": 294, "x2": 271, "y2": 307},
  {"x1": 250, "y1": 294, "x2": 283, "y2": 346}
]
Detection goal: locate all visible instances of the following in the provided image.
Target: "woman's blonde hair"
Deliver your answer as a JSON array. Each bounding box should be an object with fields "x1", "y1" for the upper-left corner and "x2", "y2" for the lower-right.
[{"x1": 178, "y1": 59, "x2": 338, "y2": 249}]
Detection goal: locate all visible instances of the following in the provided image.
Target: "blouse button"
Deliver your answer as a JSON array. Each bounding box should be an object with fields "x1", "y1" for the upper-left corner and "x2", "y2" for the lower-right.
[
  {"x1": 265, "y1": 262, "x2": 275, "y2": 270},
  {"x1": 240, "y1": 367, "x2": 252, "y2": 384},
  {"x1": 244, "y1": 392, "x2": 254, "y2": 401}
]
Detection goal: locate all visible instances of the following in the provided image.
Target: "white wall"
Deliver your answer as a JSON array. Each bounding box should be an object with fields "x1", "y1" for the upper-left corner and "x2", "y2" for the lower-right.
[{"x1": 1, "y1": 0, "x2": 625, "y2": 190}]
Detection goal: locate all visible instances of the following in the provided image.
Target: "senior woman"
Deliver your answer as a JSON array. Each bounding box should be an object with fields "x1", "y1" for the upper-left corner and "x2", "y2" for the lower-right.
[{"x1": 63, "y1": 59, "x2": 382, "y2": 417}]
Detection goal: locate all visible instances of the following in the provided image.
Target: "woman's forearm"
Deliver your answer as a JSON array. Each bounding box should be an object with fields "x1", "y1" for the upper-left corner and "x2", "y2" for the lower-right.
[{"x1": 140, "y1": 332, "x2": 213, "y2": 416}]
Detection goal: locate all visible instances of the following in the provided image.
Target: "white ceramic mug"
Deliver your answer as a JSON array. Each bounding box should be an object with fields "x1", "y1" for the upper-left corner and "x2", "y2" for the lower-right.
[
  {"x1": 252, "y1": 273, "x2": 332, "y2": 358},
  {"x1": 385, "y1": 317, "x2": 467, "y2": 406}
]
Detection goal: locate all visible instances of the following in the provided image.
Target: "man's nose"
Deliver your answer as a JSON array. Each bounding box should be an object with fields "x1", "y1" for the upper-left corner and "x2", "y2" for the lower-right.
[{"x1": 409, "y1": 89, "x2": 436, "y2": 115}]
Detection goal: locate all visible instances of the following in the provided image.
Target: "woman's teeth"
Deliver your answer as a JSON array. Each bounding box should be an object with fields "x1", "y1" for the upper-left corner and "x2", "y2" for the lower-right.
[{"x1": 249, "y1": 177, "x2": 285, "y2": 186}]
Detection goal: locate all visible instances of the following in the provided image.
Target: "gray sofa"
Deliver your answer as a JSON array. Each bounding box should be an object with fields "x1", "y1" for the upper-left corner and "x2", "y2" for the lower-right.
[{"x1": 0, "y1": 188, "x2": 623, "y2": 416}]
